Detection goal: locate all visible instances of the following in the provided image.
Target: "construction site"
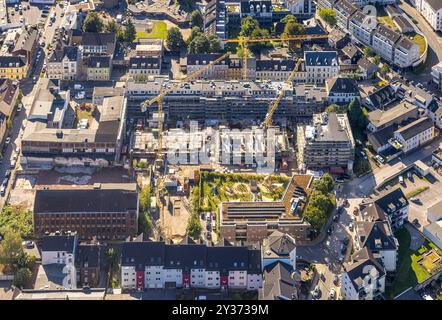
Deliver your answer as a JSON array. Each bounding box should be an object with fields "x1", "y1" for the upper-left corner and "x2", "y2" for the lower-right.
[{"x1": 130, "y1": 34, "x2": 329, "y2": 243}]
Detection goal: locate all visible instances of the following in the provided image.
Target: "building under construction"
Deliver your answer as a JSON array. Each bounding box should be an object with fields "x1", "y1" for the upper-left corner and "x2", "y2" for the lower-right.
[{"x1": 125, "y1": 78, "x2": 327, "y2": 124}]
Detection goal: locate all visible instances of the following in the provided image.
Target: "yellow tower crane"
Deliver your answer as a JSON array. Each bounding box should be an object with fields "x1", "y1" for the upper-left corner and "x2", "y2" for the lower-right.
[{"x1": 261, "y1": 58, "x2": 303, "y2": 129}]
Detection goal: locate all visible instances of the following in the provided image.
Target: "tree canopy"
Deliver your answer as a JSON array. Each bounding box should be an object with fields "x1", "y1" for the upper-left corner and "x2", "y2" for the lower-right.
[
  {"x1": 83, "y1": 12, "x2": 103, "y2": 33},
  {"x1": 239, "y1": 17, "x2": 271, "y2": 53},
  {"x1": 282, "y1": 14, "x2": 306, "y2": 36},
  {"x1": 318, "y1": 9, "x2": 337, "y2": 27},
  {"x1": 187, "y1": 28, "x2": 222, "y2": 54},
  {"x1": 186, "y1": 214, "x2": 202, "y2": 239},
  {"x1": 364, "y1": 46, "x2": 375, "y2": 57},
  {"x1": 348, "y1": 98, "x2": 368, "y2": 129},
  {"x1": 166, "y1": 27, "x2": 186, "y2": 51},
  {"x1": 13, "y1": 268, "x2": 32, "y2": 289},
  {"x1": 123, "y1": 19, "x2": 136, "y2": 43},
  {"x1": 0, "y1": 205, "x2": 33, "y2": 238},
  {"x1": 189, "y1": 10, "x2": 203, "y2": 29},
  {"x1": 139, "y1": 186, "x2": 152, "y2": 213}
]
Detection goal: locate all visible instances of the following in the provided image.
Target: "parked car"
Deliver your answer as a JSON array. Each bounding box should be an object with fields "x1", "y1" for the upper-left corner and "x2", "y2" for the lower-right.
[
  {"x1": 4, "y1": 170, "x2": 11, "y2": 179},
  {"x1": 333, "y1": 275, "x2": 339, "y2": 285},
  {"x1": 10, "y1": 159, "x2": 16, "y2": 169},
  {"x1": 22, "y1": 240, "x2": 34, "y2": 248},
  {"x1": 312, "y1": 285, "x2": 321, "y2": 298},
  {"x1": 348, "y1": 222, "x2": 354, "y2": 231},
  {"x1": 329, "y1": 288, "x2": 336, "y2": 299},
  {"x1": 343, "y1": 237, "x2": 350, "y2": 246},
  {"x1": 398, "y1": 175, "x2": 404, "y2": 185},
  {"x1": 333, "y1": 214, "x2": 339, "y2": 222},
  {"x1": 17, "y1": 103, "x2": 22, "y2": 112},
  {"x1": 0, "y1": 185, "x2": 6, "y2": 196}
]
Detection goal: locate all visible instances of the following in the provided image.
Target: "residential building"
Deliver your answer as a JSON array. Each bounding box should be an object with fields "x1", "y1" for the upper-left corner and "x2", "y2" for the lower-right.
[
  {"x1": 415, "y1": 0, "x2": 442, "y2": 31},
  {"x1": 11, "y1": 27, "x2": 39, "y2": 65},
  {"x1": 204, "y1": 0, "x2": 227, "y2": 41},
  {"x1": 393, "y1": 16, "x2": 414, "y2": 34},
  {"x1": 393, "y1": 36, "x2": 420, "y2": 69},
  {"x1": 341, "y1": 248, "x2": 386, "y2": 300},
  {"x1": 364, "y1": 85, "x2": 398, "y2": 111},
  {"x1": 21, "y1": 83, "x2": 126, "y2": 168},
  {"x1": 340, "y1": 44, "x2": 362, "y2": 65},
  {"x1": 297, "y1": 112, "x2": 355, "y2": 172},
  {"x1": 239, "y1": 0, "x2": 273, "y2": 25},
  {"x1": 86, "y1": 56, "x2": 112, "y2": 81},
  {"x1": 392, "y1": 117, "x2": 435, "y2": 153},
  {"x1": 357, "y1": 58, "x2": 379, "y2": 79},
  {"x1": 431, "y1": 62, "x2": 442, "y2": 90},
  {"x1": 41, "y1": 234, "x2": 78, "y2": 266},
  {"x1": 304, "y1": 51, "x2": 339, "y2": 84},
  {"x1": 348, "y1": 11, "x2": 376, "y2": 47},
  {"x1": 128, "y1": 56, "x2": 161, "y2": 77},
  {"x1": 185, "y1": 53, "x2": 230, "y2": 79},
  {"x1": 120, "y1": 238, "x2": 262, "y2": 291},
  {"x1": 126, "y1": 78, "x2": 326, "y2": 122},
  {"x1": 334, "y1": 0, "x2": 358, "y2": 31},
  {"x1": 354, "y1": 217, "x2": 398, "y2": 272},
  {"x1": 76, "y1": 243, "x2": 102, "y2": 287},
  {"x1": 80, "y1": 32, "x2": 116, "y2": 57},
  {"x1": 47, "y1": 46, "x2": 80, "y2": 80},
  {"x1": 0, "y1": 56, "x2": 28, "y2": 80},
  {"x1": 219, "y1": 175, "x2": 313, "y2": 244},
  {"x1": 360, "y1": 187, "x2": 409, "y2": 230},
  {"x1": 366, "y1": 102, "x2": 418, "y2": 132},
  {"x1": 261, "y1": 231, "x2": 296, "y2": 270},
  {"x1": 135, "y1": 40, "x2": 163, "y2": 57},
  {"x1": 325, "y1": 77, "x2": 360, "y2": 104},
  {"x1": 33, "y1": 185, "x2": 139, "y2": 240},
  {"x1": 423, "y1": 221, "x2": 442, "y2": 250},
  {"x1": 259, "y1": 261, "x2": 298, "y2": 300},
  {"x1": 328, "y1": 29, "x2": 350, "y2": 49},
  {"x1": 255, "y1": 59, "x2": 297, "y2": 81},
  {"x1": 0, "y1": 78, "x2": 19, "y2": 117}
]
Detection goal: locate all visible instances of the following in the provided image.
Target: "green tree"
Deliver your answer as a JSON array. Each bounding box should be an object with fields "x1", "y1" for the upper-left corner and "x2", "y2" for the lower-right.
[
  {"x1": 188, "y1": 34, "x2": 210, "y2": 54},
  {"x1": 304, "y1": 206, "x2": 328, "y2": 233},
  {"x1": 0, "y1": 229, "x2": 24, "y2": 267},
  {"x1": 186, "y1": 214, "x2": 202, "y2": 239},
  {"x1": 283, "y1": 15, "x2": 306, "y2": 36},
  {"x1": 106, "y1": 20, "x2": 120, "y2": 34},
  {"x1": 13, "y1": 268, "x2": 32, "y2": 288},
  {"x1": 364, "y1": 46, "x2": 375, "y2": 57},
  {"x1": 374, "y1": 55, "x2": 381, "y2": 65},
  {"x1": 139, "y1": 186, "x2": 151, "y2": 212},
  {"x1": 186, "y1": 26, "x2": 202, "y2": 44},
  {"x1": 207, "y1": 34, "x2": 222, "y2": 53},
  {"x1": 124, "y1": 19, "x2": 136, "y2": 43},
  {"x1": 191, "y1": 186, "x2": 201, "y2": 213},
  {"x1": 312, "y1": 173, "x2": 334, "y2": 194},
  {"x1": 308, "y1": 190, "x2": 332, "y2": 212},
  {"x1": 239, "y1": 16, "x2": 260, "y2": 38},
  {"x1": 166, "y1": 27, "x2": 185, "y2": 51},
  {"x1": 348, "y1": 98, "x2": 367, "y2": 129},
  {"x1": 318, "y1": 8, "x2": 337, "y2": 27},
  {"x1": 6, "y1": 117, "x2": 12, "y2": 129},
  {"x1": 83, "y1": 12, "x2": 103, "y2": 33},
  {"x1": 380, "y1": 64, "x2": 390, "y2": 74},
  {"x1": 189, "y1": 10, "x2": 203, "y2": 29},
  {"x1": 0, "y1": 205, "x2": 33, "y2": 238},
  {"x1": 138, "y1": 211, "x2": 153, "y2": 235},
  {"x1": 106, "y1": 247, "x2": 118, "y2": 266}
]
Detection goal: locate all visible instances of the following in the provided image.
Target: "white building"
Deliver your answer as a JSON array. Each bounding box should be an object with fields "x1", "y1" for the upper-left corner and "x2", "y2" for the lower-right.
[
  {"x1": 41, "y1": 234, "x2": 78, "y2": 265},
  {"x1": 326, "y1": 77, "x2": 360, "y2": 104},
  {"x1": 341, "y1": 248, "x2": 386, "y2": 300},
  {"x1": 426, "y1": 200, "x2": 442, "y2": 223},
  {"x1": 47, "y1": 46, "x2": 80, "y2": 80},
  {"x1": 261, "y1": 231, "x2": 297, "y2": 270},
  {"x1": 431, "y1": 62, "x2": 442, "y2": 90},
  {"x1": 393, "y1": 117, "x2": 435, "y2": 153},
  {"x1": 423, "y1": 221, "x2": 442, "y2": 250},
  {"x1": 304, "y1": 51, "x2": 339, "y2": 84},
  {"x1": 285, "y1": 0, "x2": 314, "y2": 14},
  {"x1": 415, "y1": 0, "x2": 442, "y2": 31}
]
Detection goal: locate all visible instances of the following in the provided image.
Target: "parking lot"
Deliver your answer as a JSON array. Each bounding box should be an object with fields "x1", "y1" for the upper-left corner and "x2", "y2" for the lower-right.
[{"x1": 7, "y1": 2, "x2": 44, "y2": 26}]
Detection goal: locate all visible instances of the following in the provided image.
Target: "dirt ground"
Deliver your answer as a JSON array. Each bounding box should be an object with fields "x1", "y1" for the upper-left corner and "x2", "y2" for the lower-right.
[
  {"x1": 8, "y1": 175, "x2": 36, "y2": 210},
  {"x1": 162, "y1": 195, "x2": 191, "y2": 243}
]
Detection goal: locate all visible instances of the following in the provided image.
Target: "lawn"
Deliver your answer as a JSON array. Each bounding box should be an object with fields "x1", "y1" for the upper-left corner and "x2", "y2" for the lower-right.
[
  {"x1": 388, "y1": 228, "x2": 442, "y2": 298},
  {"x1": 405, "y1": 186, "x2": 429, "y2": 199},
  {"x1": 378, "y1": 15, "x2": 398, "y2": 31},
  {"x1": 409, "y1": 33, "x2": 426, "y2": 56},
  {"x1": 136, "y1": 21, "x2": 168, "y2": 40},
  {"x1": 195, "y1": 172, "x2": 290, "y2": 212}
]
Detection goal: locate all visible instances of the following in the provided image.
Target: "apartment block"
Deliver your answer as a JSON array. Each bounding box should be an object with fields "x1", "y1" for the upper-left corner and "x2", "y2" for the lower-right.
[
  {"x1": 47, "y1": 46, "x2": 80, "y2": 80},
  {"x1": 415, "y1": 0, "x2": 442, "y2": 31},
  {"x1": 392, "y1": 117, "x2": 435, "y2": 153},
  {"x1": 120, "y1": 238, "x2": 262, "y2": 291},
  {"x1": 297, "y1": 112, "x2": 355, "y2": 172},
  {"x1": 304, "y1": 51, "x2": 339, "y2": 84}
]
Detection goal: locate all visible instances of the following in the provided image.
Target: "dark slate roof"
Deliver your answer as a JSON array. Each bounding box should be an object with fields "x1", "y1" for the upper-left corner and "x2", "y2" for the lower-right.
[
  {"x1": 248, "y1": 249, "x2": 262, "y2": 274},
  {"x1": 81, "y1": 32, "x2": 116, "y2": 46},
  {"x1": 164, "y1": 244, "x2": 206, "y2": 271},
  {"x1": 206, "y1": 246, "x2": 249, "y2": 274},
  {"x1": 266, "y1": 230, "x2": 296, "y2": 257},
  {"x1": 129, "y1": 56, "x2": 161, "y2": 70},
  {"x1": 344, "y1": 249, "x2": 385, "y2": 290},
  {"x1": 42, "y1": 235, "x2": 77, "y2": 253},
  {"x1": 367, "y1": 85, "x2": 397, "y2": 109},
  {"x1": 48, "y1": 49, "x2": 64, "y2": 63},
  {"x1": 374, "y1": 187, "x2": 408, "y2": 215},
  {"x1": 256, "y1": 59, "x2": 296, "y2": 71},
  {"x1": 335, "y1": 0, "x2": 358, "y2": 16},
  {"x1": 34, "y1": 189, "x2": 138, "y2": 214},
  {"x1": 360, "y1": 203, "x2": 387, "y2": 222},
  {"x1": 260, "y1": 261, "x2": 295, "y2": 300},
  {"x1": 304, "y1": 51, "x2": 338, "y2": 67},
  {"x1": 63, "y1": 46, "x2": 79, "y2": 61},
  {"x1": 187, "y1": 53, "x2": 226, "y2": 66},
  {"x1": 358, "y1": 57, "x2": 379, "y2": 71},
  {"x1": 121, "y1": 241, "x2": 166, "y2": 271},
  {"x1": 87, "y1": 56, "x2": 111, "y2": 68},
  {"x1": 368, "y1": 124, "x2": 397, "y2": 148},
  {"x1": 240, "y1": 0, "x2": 272, "y2": 14},
  {"x1": 326, "y1": 77, "x2": 359, "y2": 94},
  {"x1": 373, "y1": 24, "x2": 401, "y2": 45},
  {"x1": 356, "y1": 220, "x2": 397, "y2": 251},
  {"x1": 0, "y1": 78, "x2": 18, "y2": 107},
  {"x1": 395, "y1": 117, "x2": 434, "y2": 141},
  {"x1": 76, "y1": 244, "x2": 101, "y2": 268},
  {"x1": 0, "y1": 56, "x2": 26, "y2": 68}
]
